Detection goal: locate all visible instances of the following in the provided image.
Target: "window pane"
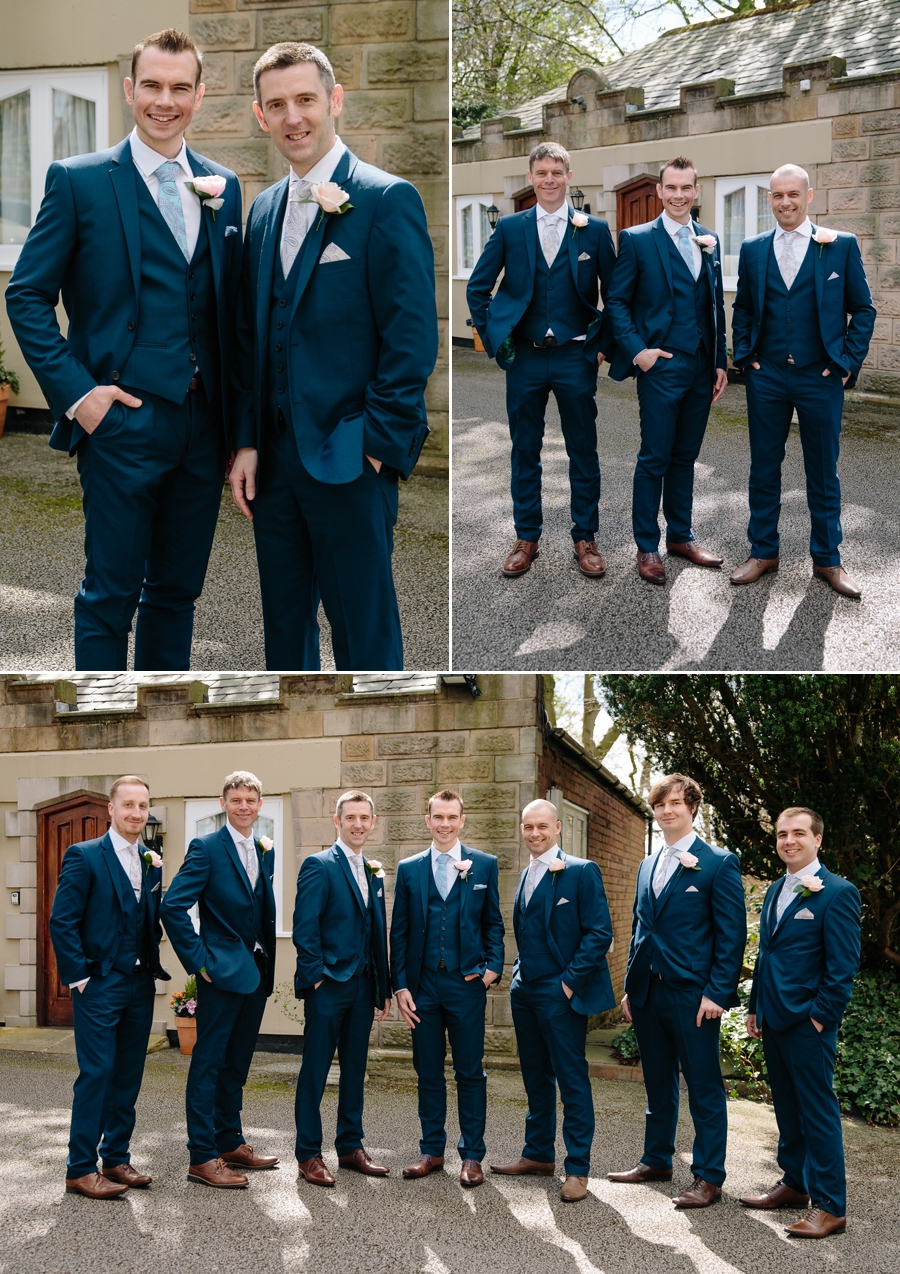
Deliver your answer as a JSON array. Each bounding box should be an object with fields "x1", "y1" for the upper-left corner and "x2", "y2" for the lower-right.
[
  {"x1": 723, "y1": 186, "x2": 745, "y2": 276},
  {"x1": 53, "y1": 89, "x2": 95, "y2": 161},
  {"x1": 757, "y1": 183, "x2": 775, "y2": 235},
  {"x1": 479, "y1": 202, "x2": 492, "y2": 254},
  {"x1": 0, "y1": 90, "x2": 31, "y2": 246},
  {"x1": 460, "y1": 203, "x2": 473, "y2": 270}
]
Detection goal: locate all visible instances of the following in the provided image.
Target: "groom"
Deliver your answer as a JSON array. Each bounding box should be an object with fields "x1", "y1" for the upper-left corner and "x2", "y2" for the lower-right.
[{"x1": 230, "y1": 41, "x2": 438, "y2": 671}]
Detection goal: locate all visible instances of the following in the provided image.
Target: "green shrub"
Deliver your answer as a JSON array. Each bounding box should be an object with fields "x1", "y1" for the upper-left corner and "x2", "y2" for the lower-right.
[
  {"x1": 609, "y1": 1024, "x2": 641, "y2": 1065},
  {"x1": 835, "y1": 969, "x2": 900, "y2": 1127}
]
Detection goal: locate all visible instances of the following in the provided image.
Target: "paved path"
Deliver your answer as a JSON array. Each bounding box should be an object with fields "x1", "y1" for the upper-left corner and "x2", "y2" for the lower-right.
[
  {"x1": 452, "y1": 350, "x2": 900, "y2": 670},
  {"x1": 0, "y1": 435, "x2": 448, "y2": 671},
  {"x1": 1, "y1": 1048, "x2": 897, "y2": 1274}
]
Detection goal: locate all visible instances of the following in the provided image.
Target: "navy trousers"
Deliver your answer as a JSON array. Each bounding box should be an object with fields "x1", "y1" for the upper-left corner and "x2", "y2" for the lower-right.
[
  {"x1": 74, "y1": 382, "x2": 224, "y2": 671},
  {"x1": 505, "y1": 341, "x2": 600, "y2": 543},
  {"x1": 630, "y1": 979, "x2": 728, "y2": 1185},
  {"x1": 295, "y1": 972, "x2": 375, "y2": 1161},
  {"x1": 411, "y1": 966, "x2": 487, "y2": 1161},
  {"x1": 185, "y1": 962, "x2": 268, "y2": 1165},
  {"x1": 763, "y1": 1017, "x2": 846, "y2": 1215},
  {"x1": 68, "y1": 968, "x2": 155, "y2": 1178},
  {"x1": 252, "y1": 419, "x2": 403, "y2": 671},
  {"x1": 510, "y1": 972, "x2": 593, "y2": 1176},
  {"x1": 745, "y1": 359, "x2": 844, "y2": 567},
  {"x1": 633, "y1": 347, "x2": 714, "y2": 552}
]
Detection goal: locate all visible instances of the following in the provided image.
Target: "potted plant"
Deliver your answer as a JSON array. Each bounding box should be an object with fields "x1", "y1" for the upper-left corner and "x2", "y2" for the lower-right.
[
  {"x1": 171, "y1": 975, "x2": 198, "y2": 1054},
  {"x1": 0, "y1": 322, "x2": 21, "y2": 440}
]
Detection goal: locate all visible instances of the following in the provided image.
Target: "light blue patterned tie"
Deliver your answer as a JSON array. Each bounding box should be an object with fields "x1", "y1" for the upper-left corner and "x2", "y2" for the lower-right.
[
  {"x1": 154, "y1": 161, "x2": 189, "y2": 261},
  {"x1": 676, "y1": 223, "x2": 697, "y2": 279},
  {"x1": 435, "y1": 852, "x2": 450, "y2": 900}
]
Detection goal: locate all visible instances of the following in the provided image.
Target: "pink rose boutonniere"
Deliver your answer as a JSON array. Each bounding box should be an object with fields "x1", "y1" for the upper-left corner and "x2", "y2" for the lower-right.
[
  {"x1": 366, "y1": 858, "x2": 386, "y2": 880},
  {"x1": 454, "y1": 859, "x2": 474, "y2": 882},
  {"x1": 548, "y1": 858, "x2": 566, "y2": 873},
  {"x1": 571, "y1": 210, "x2": 589, "y2": 238},
  {"x1": 812, "y1": 226, "x2": 838, "y2": 256},
  {"x1": 186, "y1": 175, "x2": 226, "y2": 219},
  {"x1": 677, "y1": 851, "x2": 700, "y2": 870},
  {"x1": 257, "y1": 836, "x2": 274, "y2": 855},
  {"x1": 142, "y1": 850, "x2": 162, "y2": 869},
  {"x1": 796, "y1": 875, "x2": 825, "y2": 899},
  {"x1": 309, "y1": 181, "x2": 353, "y2": 232},
  {"x1": 692, "y1": 234, "x2": 716, "y2": 255}
]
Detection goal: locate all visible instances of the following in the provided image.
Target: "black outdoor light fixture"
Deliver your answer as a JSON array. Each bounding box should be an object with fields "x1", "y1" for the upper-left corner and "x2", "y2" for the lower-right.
[
  {"x1": 141, "y1": 811, "x2": 164, "y2": 855},
  {"x1": 571, "y1": 95, "x2": 587, "y2": 111},
  {"x1": 441, "y1": 674, "x2": 482, "y2": 699},
  {"x1": 570, "y1": 187, "x2": 586, "y2": 211},
  {"x1": 486, "y1": 203, "x2": 500, "y2": 229}
]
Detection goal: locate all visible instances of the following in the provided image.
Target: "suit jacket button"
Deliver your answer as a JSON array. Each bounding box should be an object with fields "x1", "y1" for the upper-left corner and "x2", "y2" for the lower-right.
[
  {"x1": 111, "y1": 371, "x2": 120, "y2": 381},
  {"x1": 127, "y1": 321, "x2": 135, "y2": 331},
  {"x1": 190, "y1": 354, "x2": 197, "y2": 362},
  {"x1": 667, "y1": 310, "x2": 672, "y2": 316}
]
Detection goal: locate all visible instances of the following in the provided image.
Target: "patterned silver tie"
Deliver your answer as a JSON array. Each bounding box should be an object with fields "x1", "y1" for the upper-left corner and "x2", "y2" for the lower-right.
[
  {"x1": 653, "y1": 847, "x2": 680, "y2": 898},
  {"x1": 777, "y1": 231, "x2": 800, "y2": 290},
  {"x1": 523, "y1": 858, "x2": 542, "y2": 906},
  {"x1": 350, "y1": 851, "x2": 369, "y2": 905},
  {"x1": 676, "y1": 224, "x2": 698, "y2": 279},
  {"x1": 540, "y1": 216, "x2": 561, "y2": 266},
  {"x1": 241, "y1": 838, "x2": 259, "y2": 889},
  {"x1": 435, "y1": 852, "x2": 450, "y2": 900},
  {"x1": 125, "y1": 845, "x2": 142, "y2": 903},
  {"x1": 280, "y1": 179, "x2": 314, "y2": 276},
  {"x1": 154, "y1": 161, "x2": 189, "y2": 261}
]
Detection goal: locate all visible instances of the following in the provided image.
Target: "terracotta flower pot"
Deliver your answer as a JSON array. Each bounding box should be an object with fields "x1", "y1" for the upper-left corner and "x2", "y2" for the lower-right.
[
  {"x1": 0, "y1": 382, "x2": 9, "y2": 440},
  {"x1": 176, "y1": 1016, "x2": 197, "y2": 1055}
]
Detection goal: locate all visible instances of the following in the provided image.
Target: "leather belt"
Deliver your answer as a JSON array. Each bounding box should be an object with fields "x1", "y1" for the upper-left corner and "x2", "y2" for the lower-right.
[
  {"x1": 650, "y1": 971, "x2": 663, "y2": 980},
  {"x1": 188, "y1": 373, "x2": 202, "y2": 392}
]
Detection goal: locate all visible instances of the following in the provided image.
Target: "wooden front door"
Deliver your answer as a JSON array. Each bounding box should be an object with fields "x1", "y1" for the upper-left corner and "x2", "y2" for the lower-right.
[
  {"x1": 617, "y1": 177, "x2": 662, "y2": 233},
  {"x1": 514, "y1": 188, "x2": 537, "y2": 212},
  {"x1": 38, "y1": 793, "x2": 111, "y2": 1027}
]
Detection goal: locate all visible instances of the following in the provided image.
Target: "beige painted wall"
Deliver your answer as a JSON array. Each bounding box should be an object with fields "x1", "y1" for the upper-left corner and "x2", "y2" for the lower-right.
[{"x1": 0, "y1": 1, "x2": 189, "y2": 70}]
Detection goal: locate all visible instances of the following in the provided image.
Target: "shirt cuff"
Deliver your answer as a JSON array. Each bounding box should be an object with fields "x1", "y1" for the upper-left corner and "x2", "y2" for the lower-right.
[
  {"x1": 69, "y1": 977, "x2": 90, "y2": 990},
  {"x1": 66, "y1": 390, "x2": 93, "y2": 420}
]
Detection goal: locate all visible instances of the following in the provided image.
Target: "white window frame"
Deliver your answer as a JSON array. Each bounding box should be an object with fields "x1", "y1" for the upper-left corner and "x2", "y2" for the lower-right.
[
  {"x1": 182, "y1": 798, "x2": 289, "y2": 937},
  {"x1": 0, "y1": 66, "x2": 109, "y2": 270},
  {"x1": 455, "y1": 194, "x2": 497, "y2": 279},
  {"x1": 548, "y1": 788, "x2": 589, "y2": 858},
  {"x1": 715, "y1": 174, "x2": 776, "y2": 290}
]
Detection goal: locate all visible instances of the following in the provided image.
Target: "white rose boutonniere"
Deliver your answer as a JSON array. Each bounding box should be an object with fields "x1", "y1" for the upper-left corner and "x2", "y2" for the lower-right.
[
  {"x1": 309, "y1": 181, "x2": 353, "y2": 231},
  {"x1": 812, "y1": 226, "x2": 838, "y2": 255},
  {"x1": 257, "y1": 836, "x2": 274, "y2": 854},
  {"x1": 796, "y1": 875, "x2": 825, "y2": 899},
  {"x1": 142, "y1": 850, "x2": 162, "y2": 869},
  {"x1": 454, "y1": 859, "x2": 474, "y2": 882},
  {"x1": 677, "y1": 851, "x2": 700, "y2": 870},
  {"x1": 185, "y1": 175, "x2": 226, "y2": 220},
  {"x1": 692, "y1": 234, "x2": 717, "y2": 255},
  {"x1": 571, "y1": 210, "x2": 589, "y2": 238},
  {"x1": 366, "y1": 858, "x2": 386, "y2": 879},
  {"x1": 547, "y1": 859, "x2": 566, "y2": 873}
]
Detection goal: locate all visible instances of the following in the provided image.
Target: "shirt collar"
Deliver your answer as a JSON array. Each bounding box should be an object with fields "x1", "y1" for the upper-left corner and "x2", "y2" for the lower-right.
[
  {"x1": 661, "y1": 209, "x2": 694, "y2": 239},
  {"x1": 786, "y1": 857, "x2": 821, "y2": 881},
  {"x1": 530, "y1": 844, "x2": 561, "y2": 867},
  {"x1": 535, "y1": 201, "x2": 570, "y2": 224},
  {"x1": 129, "y1": 127, "x2": 192, "y2": 182},
  {"x1": 431, "y1": 840, "x2": 461, "y2": 859},
  {"x1": 289, "y1": 136, "x2": 346, "y2": 193},
  {"x1": 775, "y1": 217, "x2": 812, "y2": 241},
  {"x1": 662, "y1": 830, "x2": 697, "y2": 855},
  {"x1": 337, "y1": 836, "x2": 365, "y2": 858},
  {"x1": 109, "y1": 827, "x2": 140, "y2": 854},
  {"x1": 226, "y1": 820, "x2": 255, "y2": 847}
]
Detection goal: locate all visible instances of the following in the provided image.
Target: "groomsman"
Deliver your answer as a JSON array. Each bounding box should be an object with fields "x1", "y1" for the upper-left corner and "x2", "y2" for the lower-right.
[
  {"x1": 391, "y1": 790, "x2": 504, "y2": 1186},
  {"x1": 49, "y1": 777, "x2": 169, "y2": 1198},
  {"x1": 6, "y1": 29, "x2": 242, "y2": 670},
  {"x1": 491, "y1": 800, "x2": 615, "y2": 1202},
  {"x1": 731, "y1": 164, "x2": 875, "y2": 597},
  {"x1": 609, "y1": 774, "x2": 745, "y2": 1206},
  {"x1": 161, "y1": 772, "x2": 278, "y2": 1188},
  {"x1": 466, "y1": 141, "x2": 616, "y2": 578},
  {"x1": 292, "y1": 791, "x2": 391, "y2": 1185},
  {"x1": 230, "y1": 42, "x2": 438, "y2": 670},
  {"x1": 743, "y1": 807, "x2": 860, "y2": 1238},
  {"x1": 607, "y1": 157, "x2": 728, "y2": 584}
]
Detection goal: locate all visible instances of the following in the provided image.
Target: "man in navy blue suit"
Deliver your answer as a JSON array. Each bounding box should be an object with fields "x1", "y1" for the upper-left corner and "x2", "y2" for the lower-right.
[
  {"x1": 161, "y1": 771, "x2": 279, "y2": 1189},
  {"x1": 6, "y1": 29, "x2": 242, "y2": 671},
  {"x1": 291, "y1": 790, "x2": 391, "y2": 1185},
  {"x1": 607, "y1": 157, "x2": 728, "y2": 584},
  {"x1": 491, "y1": 800, "x2": 615, "y2": 1203},
  {"x1": 742, "y1": 807, "x2": 860, "y2": 1238},
  {"x1": 229, "y1": 42, "x2": 438, "y2": 671},
  {"x1": 49, "y1": 776, "x2": 169, "y2": 1198},
  {"x1": 609, "y1": 774, "x2": 745, "y2": 1207},
  {"x1": 731, "y1": 164, "x2": 876, "y2": 597},
  {"x1": 391, "y1": 790, "x2": 505, "y2": 1187},
  {"x1": 466, "y1": 141, "x2": 616, "y2": 579}
]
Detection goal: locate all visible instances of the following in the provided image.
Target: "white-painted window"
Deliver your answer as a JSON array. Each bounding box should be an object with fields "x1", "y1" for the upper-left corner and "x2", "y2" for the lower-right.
[
  {"x1": 715, "y1": 175, "x2": 776, "y2": 289},
  {"x1": 0, "y1": 67, "x2": 108, "y2": 270},
  {"x1": 182, "y1": 798, "x2": 288, "y2": 937},
  {"x1": 455, "y1": 194, "x2": 496, "y2": 278},
  {"x1": 548, "y1": 787, "x2": 588, "y2": 858}
]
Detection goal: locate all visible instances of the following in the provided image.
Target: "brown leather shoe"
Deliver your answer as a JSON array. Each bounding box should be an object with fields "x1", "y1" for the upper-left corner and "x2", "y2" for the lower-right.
[
  {"x1": 101, "y1": 1163, "x2": 152, "y2": 1188},
  {"x1": 187, "y1": 1158, "x2": 249, "y2": 1189},
  {"x1": 730, "y1": 556, "x2": 779, "y2": 584},
  {"x1": 637, "y1": 551, "x2": 666, "y2": 584},
  {"x1": 338, "y1": 1147, "x2": 390, "y2": 1176},
  {"x1": 574, "y1": 540, "x2": 606, "y2": 577},
  {"x1": 608, "y1": 1163, "x2": 673, "y2": 1183},
  {"x1": 813, "y1": 564, "x2": 861, "y2": 598},
  {"x1": 672, "y1": 1176, "x2": 722, "y2": 1208},
  {"x1": 490, "y1": 1157, "x2": 556, "y2": 1176},
  {"x1": 460, "y1": 1159, "x2": 484, "y2": 1187},
  {"x1": 402, "y1": 1154, "x2": 445, "y2": 1179},
  {"x1": 560, "y1": 1175, "x2": 588, "y2": 1202},
  {"x1": 65, "y1": 1171, "x2": 129, "y2": 1199},
  {"x1": 502, "y1": 539, "x2": 539, "y2": 577},
  {"x1": 784, "y1": 1207, "x2": 846, "y2": 1237},
  {"x1": 740, "y1": 1181, "x2": 810, "y2": 1209},
  {"x1": 297, "y1": 1155, "x2": 336, "y2": 1186},
  {"x1": 221, "y1": 1144, "x2": 280, "y2": 1171},
  {"x1": 666, "y1": 541, "x2": 723, "y2": 567}
]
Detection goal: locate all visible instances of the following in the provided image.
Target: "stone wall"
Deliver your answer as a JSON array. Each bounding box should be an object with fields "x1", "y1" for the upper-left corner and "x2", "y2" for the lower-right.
[{"x1": 183, "y1": 0, "x2": 448, "y2": 470}]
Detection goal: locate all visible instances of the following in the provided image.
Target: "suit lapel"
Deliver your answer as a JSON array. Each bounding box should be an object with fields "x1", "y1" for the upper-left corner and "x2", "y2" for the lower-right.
[
  {"x1": 288, "y1": 147, "x2": 355, "y2": 327},
  {"x1": 257, "y1": 178, "x2": 289, "y2": 351},
  {"x1": 566, "y1": 211, "x2": 580, "y2": 291},
  {"x1": 771, "y1": 865, "x2": 826, "y2": 939},
  {"x1": 221, "y1": 825, "x2": 254, "y2": 902},
  {"x1": 101, "y1": 833, "x2": 129, "y2": 916},
  {"x1": 418, "y1": 849, "x2": 432, "y2": 918},
  {"x1": 108, "y1": 139, "x2": 142, "y2": 301},
  {"x1": 809, "y1": 224, "x2": 825, "y2": 317},
  {"x1": 651, "y1": 216, "x2": 674, "y2": 295},
  {"x1": 758, "y1": 230, "x2": 775, "y2": 319},
  {"x1": 187, "y1": 149, "x2": 220, "y2": 294},
  {"x1": 335, "y1": 844, "x2": 367, "y2": 915},
  {"x1": 524, "y1": 206, "x2": 537, "y2": 281},
  {"x1": 760, "y1": 878, "x2": 782, "y2": 945}
]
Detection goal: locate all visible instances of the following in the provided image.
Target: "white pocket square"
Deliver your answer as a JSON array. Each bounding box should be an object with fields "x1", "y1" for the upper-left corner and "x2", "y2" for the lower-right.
[
  {"x1": 556, "y1": 897, "x2": 569, "y2": 906},
  {"x1": 152, "y1": 882, "x2": 161, "y2": 892},
  {"x1": 473, "y1": 883, "x2": 487, "y2": 890},
  {"x1": 685, "y1": 885, "x2": 699, "y2": 893},
  {"x1": 319, "y1": 243, "x2": 350, "y2": 264},
  {"x1": 377, "y1": 889, "x2": 383, "y2": 897},
  {"x1": 795, "y1": 907, "x2": 815, "y2": 919},
  {"x1": 578, "y1": 251, "x2": 590, "y2": 261},
  {"x1": 225, "y1": 225, "x2": 238, "y2": 237},
  {"x1": 828, "y1": 271, "x2": 839, "y2": 280}
]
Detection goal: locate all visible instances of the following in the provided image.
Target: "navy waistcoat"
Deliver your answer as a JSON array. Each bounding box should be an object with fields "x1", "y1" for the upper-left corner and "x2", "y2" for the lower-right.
[
  {"x1": 120, "y1": 175, "x2": 220, "y2": 403},
  {"x1": 518, "y1": 233, "x2": 592, "y2": 345},
  {"x1": 423, "y1": 866, "x2": 462, "y2": 971},
  {"x1": 663, "y1": 233, "x2": 714, "y2": 356},
  {"x1": 267, "y1": 232, "x2": 313, "y2": 429},
  {"x1": 111, "y1": 861, "x2": 153, "y2": 975},
  {"x1": 517, "y1": 872, "x2": 563, "y2": 981},
  {"x1": 756, "y1": 235, "x2": 827, "y2": 367}
]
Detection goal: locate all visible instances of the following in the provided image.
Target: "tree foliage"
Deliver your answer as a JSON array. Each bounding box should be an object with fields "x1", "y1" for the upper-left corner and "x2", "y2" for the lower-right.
[{"x1": 598, "y1": 674, "x2": 900, "y2": 969}]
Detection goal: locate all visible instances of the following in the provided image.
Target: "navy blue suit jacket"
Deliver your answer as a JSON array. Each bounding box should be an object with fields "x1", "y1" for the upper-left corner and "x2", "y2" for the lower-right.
[
  {"x1": 512, "y1": 850, "x2": 615, "y2": 1017},
  {"x1": 161, "y1": 827, "x2": 276, "y2": 996},
  {"x1": 606, "y1": 216, "x2": 727, "y2": 380},
  {"x1": 749, "y1": 864, "x2": 860, "y2": 1032},
  {"x1": 5, "y1": 137, "x2": 242, "y2": 452},
  {"x1": 465, "y1": 206, "x2": 616, "y2": 368},
  {"x1": 292, "y1": 844, "x2": 390, "y2": 1007},
  {"x1": 625, "y1": 837, "x2": 745, "y2": 1010},
  {"x1": 731, "y1": 226, "x2": 875, "y2": 388},
  {"x1": 49, "y1": 833, "x2": 169, "y2": 986},
  {"x1": 235, "y1": 147, "x2": 438, "y2": 482},
  {"x1": 390, "y1": 844, "x2": 505, "y2": 997}
]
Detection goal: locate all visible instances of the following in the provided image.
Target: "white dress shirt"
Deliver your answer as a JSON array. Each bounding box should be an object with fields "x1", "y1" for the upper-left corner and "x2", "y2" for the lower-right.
[
  {"x1": 662, "y1": 208, "x2": 702, "y2": 278},
  {"x1": 523, "y1": 844, "x2": 561, "y2": 905},
  {"x1": 226, "y1": 821, "x2": 263, "y2": 950},
  {"x1": 773, "y1": 215, "x2": 813, "y2": 288},
  {"x1": 774, "y1": 216, "x2": 813, "y2": 248},
  {"x1": 652, "y1": 830, "x2": 698, "y2": 897},
  {"x1": 774, "y1": 856, "x2": 822, "y2": 927},
  {"x1": 338, "y1": 836, "x2": 370, "y2": 906},
  {"x1": 69, "y1": 828, "x2": 144, "y2": 990},
  {"x1": 534, "y1": 202, "x2": 585, "y2": 340},
  {"x1": 281, "y1": 136, "x2": 347, "y2": 254},
  {"x1": 430, "y1": 839, "x2": 462, "y2": 896}
]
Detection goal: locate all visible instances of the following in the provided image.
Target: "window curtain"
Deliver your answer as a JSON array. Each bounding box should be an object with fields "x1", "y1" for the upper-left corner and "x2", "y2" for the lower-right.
[
  {"x1": 52, "y1": 89, "x2": 95, "y2": 162},
  {"x1": 0, "y1": 90, "x2": 31, "y2": 245}
]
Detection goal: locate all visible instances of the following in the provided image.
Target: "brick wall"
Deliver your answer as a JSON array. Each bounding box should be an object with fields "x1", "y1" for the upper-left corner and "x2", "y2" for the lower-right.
[{"x1": 185, "y1": 0, "x2": 448, "y2": 469}]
